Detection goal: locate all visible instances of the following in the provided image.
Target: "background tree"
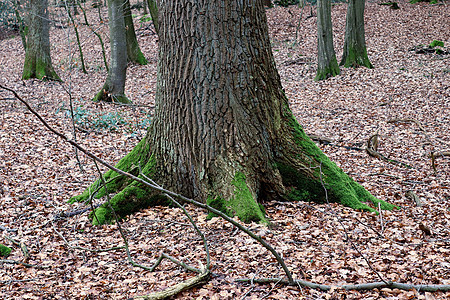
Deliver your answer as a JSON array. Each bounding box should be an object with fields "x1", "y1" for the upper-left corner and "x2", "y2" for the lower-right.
[
  {"x1": 123, "y1": 0, "x2": 148, "y2": 65},
  {"x1": 340, "y1": 0, "x2": 373, "y2": 68},
  {"x1": 22, "y1": 0, "x2": 60, "y2": 81},
  {"x1": 73, "y1": 0, "x2": 393, "y2": 225},
  {"x1": 315, "y1": 0, "x2": 340, "y2": 80},
  {"x1": 147, "y1": 0, "x2": 158, "y2": 35},
  {"x1": 93, "y1": 0, "x2": 130, "y2": 103}
]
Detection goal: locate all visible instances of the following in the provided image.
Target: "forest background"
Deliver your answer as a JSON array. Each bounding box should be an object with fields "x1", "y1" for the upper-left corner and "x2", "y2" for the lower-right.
[{"x1": 0, "y1": 0, "x2": 449, "y2": 299}]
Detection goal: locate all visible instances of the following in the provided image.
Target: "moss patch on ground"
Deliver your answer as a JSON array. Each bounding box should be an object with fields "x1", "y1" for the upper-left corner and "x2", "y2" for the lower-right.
[{"x1": 0, "y1": 244, "x2": 11, "y2": 257}]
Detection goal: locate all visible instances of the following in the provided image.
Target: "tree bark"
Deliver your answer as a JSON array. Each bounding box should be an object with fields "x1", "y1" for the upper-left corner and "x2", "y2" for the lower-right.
[
  {"x1": 147, "y1": 0, "x2": 158, "y2": 35},
  {"x1": 123, "y1": 0, "x2": 148, "y2": 65},
  {"x1": 73, "y1": 0, "x2": 394, "y2": 225},
  {"x1": 315, "y1": 0, "x2": 340, "y2": 81},
  {"x1": 340, "y1": 0, "x2": 373, "y2": 68},
  {"x1": 93, "y1": 0, "x2": 130, "y2": 103},
  {"x1": 22, "y1": 0, "x2": 60, "y2": 81}
]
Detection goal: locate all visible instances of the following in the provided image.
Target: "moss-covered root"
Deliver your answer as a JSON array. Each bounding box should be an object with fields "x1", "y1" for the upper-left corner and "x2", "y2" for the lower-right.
[
  {"x1": 69, "y1": 138, "x2": 151, "y2": 204},
  {"x1": 340, "y1": 47, "x2": 373, "y2": 69},
  {"x1": 93, "y1": 88, "x2": 131, "y2": 104},
  {"x1": 22, "y1": 57, "x2": 61, "y2": 81},
  {"x1": 0, "y1": 244, "x2": 12, "y2": 257},
  {"x1": 90, "y1": 183, "x2": 167, "y2": 225},
  {"x1": 315, "y1": 61, "x2": 341, "y2": 81},
  {"x1": 207, "y1": 172, "x2": 268, "y2": 224},
  {"x1": 284, "y1": 111, "x2": 395, "y2": 212}
]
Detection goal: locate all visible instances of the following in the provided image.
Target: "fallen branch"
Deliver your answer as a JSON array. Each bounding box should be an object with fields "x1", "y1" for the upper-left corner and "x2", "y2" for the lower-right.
[
  {"x1": 4, "y1": 235, "x2": 29, "y2": 261},
  {"x1": 0, "y1": 259, "x2": 48, "y2": 269},
  {"x1": 0, "y1": 84, "x2": 294, "y2": 285},
  {"x1": 132, "y1": 269, "x2": 210, "y2": 300},
  {"x1": 236, "y1": 278, "x2": 450, "y2": 292},
  {"x1": 366, "y1": 134, "x2": 413, "y2": 169}
]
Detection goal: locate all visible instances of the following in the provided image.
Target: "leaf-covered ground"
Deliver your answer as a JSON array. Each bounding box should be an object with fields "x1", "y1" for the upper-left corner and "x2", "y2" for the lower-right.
[{"x1": 0, "y1": 0, "x2": 449, "y2": 299}]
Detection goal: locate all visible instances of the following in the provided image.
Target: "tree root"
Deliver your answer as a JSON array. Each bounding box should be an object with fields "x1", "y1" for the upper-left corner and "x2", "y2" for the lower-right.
[
  {"x1": 236, "y1": 278, "x2": 450, "y2": 292},
  {"x1": 132, "y1": 269, "x2": 210, "y2": 300},
  {"x1": 366, "y1": 134, "x2": 413, "y2": 169}
]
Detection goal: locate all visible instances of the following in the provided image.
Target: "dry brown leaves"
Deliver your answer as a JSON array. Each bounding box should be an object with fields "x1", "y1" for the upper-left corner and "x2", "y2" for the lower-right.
[{"x1": 0, "y1": 0, "x2": 449, "y2": 299}]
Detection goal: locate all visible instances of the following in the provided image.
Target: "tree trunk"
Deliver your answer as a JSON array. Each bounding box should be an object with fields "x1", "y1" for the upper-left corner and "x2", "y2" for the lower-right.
[
  {"x1": 123, "y1": 0, "x2": 148, "y2": 65},
  {"x1": 315, "y1": 0, "x2": 340, "y2": 81},
  {"x1": 340, "y1": 0, "x2": 373, "y2": 68},
  {"x1": 147, "y1": 0, "x2": 158, "y2": 35},
  {"x1": 93, "y1": 0, "x2": 130, "y2": 103},
  {"x1": 73, "y1": 0, "x2": 394, "y2": 225},
  {"x1": 22, "y1": 0, "x2": 60, "y2": 81}
]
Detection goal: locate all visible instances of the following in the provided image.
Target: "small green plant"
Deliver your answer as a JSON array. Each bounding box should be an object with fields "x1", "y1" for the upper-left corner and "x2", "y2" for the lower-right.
[
  {"x1": 429, "y1": 40, "x2": 444, "y2": 48},
  {"x1": 0, "y1": 244, "x2": 11, "y2": 257},
  {"x1": 92, "y1": 112, "x2": 127, "y2": 130},
  {"x1": 139, "y1": 14, "x2": 152, "y2": 23},
  {"x1": 61, "y1": 105, "x2": 151, "y2": 133}
]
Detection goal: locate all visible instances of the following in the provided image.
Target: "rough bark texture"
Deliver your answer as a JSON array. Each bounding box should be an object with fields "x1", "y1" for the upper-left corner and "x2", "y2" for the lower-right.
[
  {"x1": 123, "y1": 0, "x2": 148, "y2": 65},
  {"x1": 315, "y1": 0, "x2": 340, "y2": 81},
  {"x1": 73, "y1": 0, "x2": 394, "y2": 225},
  {"x1": 22, "y1": 0, "x2": 60, "y2": 81},
  {"x1": 340, "y1": 0, "x2": 373, "y2": 68},
  {"x1": 93, "y1": 0, "x2": 130, "y2": 103}
]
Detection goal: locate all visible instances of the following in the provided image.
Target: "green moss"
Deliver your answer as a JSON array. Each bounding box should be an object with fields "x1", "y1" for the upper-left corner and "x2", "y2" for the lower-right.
[
  {"x1": 315, "y1": 58, "x2": 340, "y2": 81},
  {"x1": 276, "y1": 162, "x2": 327, "y2": 202},
  {"x1": 0, "y1": 244, "x2": 11, "y2": 257},
  {"x1": 429, "y1": 40, "x2": 444, "y2": 48},
  {"x1": 283, "y1": 108, "x2": 396, "y2": 212},
  {"x1": 340, "y1": 46, "x2": 373, "y2": 69},
  {"x1": 22, "y1": 57, "x2": 60, "y2": 81},
  {"x1": 130, "y1": 51, "x2": 148, "y2": 65},
  {"x1": 91, "y1": 184, "x2": 168, "y2": 225},
  {"x1": 207, "y1": 172, "x2": 268, "y2": 224},
  {"x1": 69, "y1": 138, "x2": 151, "y2": 204}
]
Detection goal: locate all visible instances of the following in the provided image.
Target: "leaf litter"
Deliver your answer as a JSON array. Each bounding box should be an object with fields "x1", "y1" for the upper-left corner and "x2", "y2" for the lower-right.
[{"x1": 0, "y1": 0, "x2": 449, "y2": 299}]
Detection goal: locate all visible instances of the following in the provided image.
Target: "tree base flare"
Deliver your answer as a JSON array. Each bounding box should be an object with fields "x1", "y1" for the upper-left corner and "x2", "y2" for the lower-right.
[{"x1": 71, "y1": 110, "x2": 396, "y2": 226}]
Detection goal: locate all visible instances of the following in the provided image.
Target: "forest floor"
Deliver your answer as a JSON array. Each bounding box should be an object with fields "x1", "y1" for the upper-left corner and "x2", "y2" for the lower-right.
[{"x1": 0, "y1": 0, "x2": 449, "y2": 299}]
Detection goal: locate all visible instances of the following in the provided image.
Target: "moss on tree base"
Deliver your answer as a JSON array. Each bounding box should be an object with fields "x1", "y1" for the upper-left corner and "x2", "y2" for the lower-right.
[
  {"x1": 71, "y1": 110, "x2": 396, "y2": 226},
  {"x1": 207, "y1": 172, "x2": 268, "y2": 224},
  {"x1": 315, "y1": 60, "x2": 340, "y2": 81},
  {"x1": 69, "y1": 138, "x2": 161, "y2": 224},
  {"x1": 93, "y1": 89, "x2": 131, "y2": 104},
  {"x1": 22, "y1": 57, "x2": 61, "y2": 81},
  {"x1": 282, "y1": 109, "x2": 395, "y2": 212},
  {"x1": 340, "y1": 47, "x2": 374, "y2": 69}
]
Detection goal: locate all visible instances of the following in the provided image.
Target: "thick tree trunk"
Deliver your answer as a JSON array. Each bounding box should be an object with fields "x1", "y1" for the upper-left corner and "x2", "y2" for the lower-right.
[
  {"x1": 73, "y1": 0, "x2": 394, "y2": 225},
  {"x1": 340, "y1": 0, "x2": 373, "y2": 68},
  {"x1": 22, "y1": 0, "x2": 60, "y2": 81},
  {"x1": 123, "y1": 0, "x2": 148, "y2": 65},
  {"x1": 315, "y1": 0, "x2": 340, "y2": 81},
  {"x1": 93, "y1": 0, "x2": 130, "y2": 103}
]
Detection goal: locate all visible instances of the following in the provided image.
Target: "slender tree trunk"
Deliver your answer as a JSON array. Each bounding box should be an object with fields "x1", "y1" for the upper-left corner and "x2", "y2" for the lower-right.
[
  {"x1": 147, "y1": 0, "x2": 158, "y2": 35},
  {"x1": 93, "y1": 0, "x2": 130, "y2": 103},
  {"x1": 22, "y1": 0, "x2": 60, "y2": 81},
  {"x1": 123, "y1": 0, "x2": 148, "y2": 65},
  {"x1": 340, "y1": 0, "x2": 373, "y2": 68},
  {"x1": 315, "y1": 0, "x2": 339, "y2": 81},
  {"x1": 73, "y1": 0, "x2": 394, "y2": 225}
]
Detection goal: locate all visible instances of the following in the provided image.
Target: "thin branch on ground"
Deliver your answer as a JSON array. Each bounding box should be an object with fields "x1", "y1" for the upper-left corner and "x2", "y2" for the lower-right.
[{"x1": 236, "y1": 278, "x2": 450, "y2": 293}]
